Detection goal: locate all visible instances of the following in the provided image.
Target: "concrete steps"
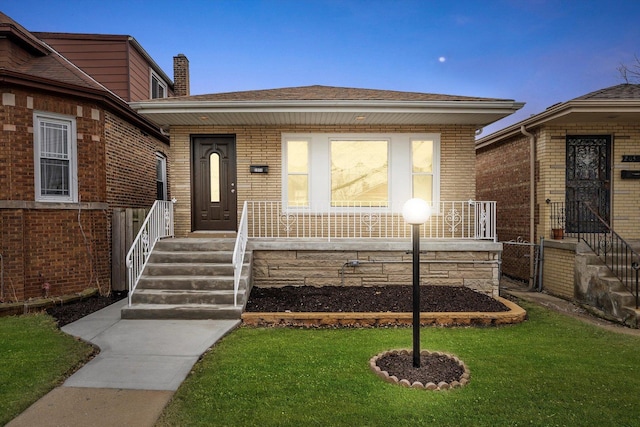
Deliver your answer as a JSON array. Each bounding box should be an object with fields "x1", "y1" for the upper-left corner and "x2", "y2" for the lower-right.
[
  {"x1": 576, "y1": 243, "x2": 639, "y2": 328},
  {"x1": 121, "y1": 238, "x2": 252, "y2": 320}
]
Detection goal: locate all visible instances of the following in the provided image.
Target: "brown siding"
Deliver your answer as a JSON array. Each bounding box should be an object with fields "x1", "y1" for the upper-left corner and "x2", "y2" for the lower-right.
[
  {"x1": 128, "y1": 46, "x2": 150, "y2": 102},
  {"x1": 37, "y1": 37, "x2": 131, "y2": 101}
]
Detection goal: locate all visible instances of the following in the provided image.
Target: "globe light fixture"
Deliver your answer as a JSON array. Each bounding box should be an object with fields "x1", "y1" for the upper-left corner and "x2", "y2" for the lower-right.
[{"x1": 402, "y1": 198, "x2": 431, "y2": 368}]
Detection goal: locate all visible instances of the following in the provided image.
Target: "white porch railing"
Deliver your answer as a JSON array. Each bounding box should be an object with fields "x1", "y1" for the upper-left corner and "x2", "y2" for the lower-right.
[
  {"x1": 126, "y1": 200, "x2": 174, "y2": 305},
  {"x1": 245, "y1": 200, "x2": 497, "y2": 241},
  {"x1": 232, "y1": 201, "x2": 249, "y2": 306}
]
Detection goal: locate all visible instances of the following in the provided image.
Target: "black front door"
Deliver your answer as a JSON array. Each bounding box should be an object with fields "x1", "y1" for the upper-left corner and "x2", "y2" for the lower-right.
[
  {"x1": 565, "y1": 135, "x2": 611, "y2": 232},
  {"x1": 192, "y1": 135, "x2": 237, "y2": 231}
]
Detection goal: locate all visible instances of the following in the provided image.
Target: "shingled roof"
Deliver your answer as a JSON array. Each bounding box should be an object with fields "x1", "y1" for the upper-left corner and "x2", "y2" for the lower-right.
[
  {"x1": 0, "y1": 12, "x2": 167, "y2": 142},
  {"x1": 151, "y1": 84, "x2": 510, "y2": 103},
  {"x1": 476, "y1": 83, "x2": 640, "y2": 147},
  {"x1": 0, "y1": 12, "x2": 106, "y2": 92},
  {"x1": 574, "y1": 83, "x2": 640, "y2": 100}
]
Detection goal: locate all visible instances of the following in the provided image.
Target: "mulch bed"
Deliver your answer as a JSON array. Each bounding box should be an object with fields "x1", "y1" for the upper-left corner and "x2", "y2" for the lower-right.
[
  {"x1": 46, "y1": 293, "x2": 126, "y2": 327},
  {"x1": 246, "y1": 285, "x2": 509, "y2": 313}
]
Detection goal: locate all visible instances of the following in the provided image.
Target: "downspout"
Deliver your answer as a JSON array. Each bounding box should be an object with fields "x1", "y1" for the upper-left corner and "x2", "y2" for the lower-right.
[{"x1": 520, "y1": 125, "x2": 536, "y2": 290}]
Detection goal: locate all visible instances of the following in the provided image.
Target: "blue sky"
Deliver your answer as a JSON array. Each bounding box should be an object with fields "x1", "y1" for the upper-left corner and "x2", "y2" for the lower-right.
[{"x1": 3, "y1": 0, "x2": 639, "y2": 134}]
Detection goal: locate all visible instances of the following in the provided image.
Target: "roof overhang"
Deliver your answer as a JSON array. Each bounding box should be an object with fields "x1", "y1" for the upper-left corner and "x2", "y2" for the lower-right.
[
  {"x1": 130, "y1": 99, "x2": 525, "y2": 127},
  {"x1": 477, "y1": 100, "x2": 640, "y2": 148}
]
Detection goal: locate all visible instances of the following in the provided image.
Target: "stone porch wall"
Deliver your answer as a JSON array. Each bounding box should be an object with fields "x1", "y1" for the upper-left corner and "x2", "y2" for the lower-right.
[{"x1": 249, "y1": 241, "x2": 501, "y2": 297}]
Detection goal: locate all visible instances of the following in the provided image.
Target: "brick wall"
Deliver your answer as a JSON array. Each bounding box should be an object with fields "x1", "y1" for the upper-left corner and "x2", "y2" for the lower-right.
[
  {"x1": 476, "y1": 134, "x2": 531, "y2": 242},
  {"x1": 252, "y1": 249, "x2": 500, "y2": 297},
  {"x1": 104, "y1": 111, "x2": 170, "y2": 209},
  {"x1": 0, "y1": 87, "x2": 110, "y2": 300},
  {"x1": 169, "y1": 124, "x2": 477, "y2": 236},
  {"x1": 0, "y1": 87, "x2": 169, "y2": 301},
  {"x1": 538, "y1": 122, "x2": 640, "y2": 241},
  {"x1": 478, "y1": 121, "x2": 640, "y2": 244},
  {"x1": 542, "y1": 245, "x2": 575, "y2": 299}
]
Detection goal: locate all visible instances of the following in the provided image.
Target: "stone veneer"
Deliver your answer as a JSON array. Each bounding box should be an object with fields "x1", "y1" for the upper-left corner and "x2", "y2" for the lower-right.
[{"x1": 248, "y1": 240, "x2": 502, "y2": 297}]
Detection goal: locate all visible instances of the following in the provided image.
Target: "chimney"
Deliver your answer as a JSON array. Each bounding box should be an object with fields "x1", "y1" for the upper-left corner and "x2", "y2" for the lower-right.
[{"x1": 173, "y1": 53, "x2": 190, "y2": 97}]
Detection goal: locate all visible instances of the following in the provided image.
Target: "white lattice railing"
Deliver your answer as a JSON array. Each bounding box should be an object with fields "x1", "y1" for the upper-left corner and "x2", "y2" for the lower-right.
[
  {"x1": 126, "y1": 200, "x2": 174, "y2": 305},
  {"x1": 245, "y1": 200, "x2": 496, "y2": 241},
  {"x1": 232, "y1": 201, "x2": 249, "y2": 306}
]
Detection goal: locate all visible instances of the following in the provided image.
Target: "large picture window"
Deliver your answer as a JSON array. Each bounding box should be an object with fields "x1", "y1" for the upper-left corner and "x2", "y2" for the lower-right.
[
  {"x1": 34, "y1": 112, "x2": 77, "y2": 202},
  {"x1": 283, "y1": 133, "x2": 439, "y2": 211},
  {"x1": 331, "y1": 140, "x2": 388, "y2": 206}
]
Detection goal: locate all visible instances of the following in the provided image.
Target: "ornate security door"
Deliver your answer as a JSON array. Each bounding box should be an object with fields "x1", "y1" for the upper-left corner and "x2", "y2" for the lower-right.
[{"x1": 565, "y1": 135, "x2": 611, "y2": 232}]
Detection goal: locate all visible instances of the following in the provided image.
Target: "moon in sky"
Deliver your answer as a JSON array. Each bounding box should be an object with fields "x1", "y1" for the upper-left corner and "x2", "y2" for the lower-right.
[{"x1": 438, "y1": 56, "x2": 446, "y2": 63}]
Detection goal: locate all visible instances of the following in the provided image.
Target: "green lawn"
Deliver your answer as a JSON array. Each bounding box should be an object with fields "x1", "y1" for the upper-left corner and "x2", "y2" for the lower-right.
[
  {"x1": 158, "y1": 302, "x2": 640, "y2": 427},
  {"x1": 0, "y1": 314, "x2": 94, "y2": 425}
]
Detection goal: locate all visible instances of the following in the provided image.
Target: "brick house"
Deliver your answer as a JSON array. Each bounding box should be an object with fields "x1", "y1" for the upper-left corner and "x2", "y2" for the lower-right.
[
  {"x1": 0, "y1": 13, "x2": 171, "y2": 302},
  {"x1": 124, "y1": 73, "x2": 524, "y2": 318},
  {"x1": 476, "y1": 84, "x2": 640, "y2": 326}
]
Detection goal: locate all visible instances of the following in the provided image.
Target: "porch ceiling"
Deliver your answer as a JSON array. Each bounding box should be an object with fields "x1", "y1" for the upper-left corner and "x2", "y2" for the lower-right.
[{"x1": 130, "y1": 100, "x2": 525, "y2": 127}]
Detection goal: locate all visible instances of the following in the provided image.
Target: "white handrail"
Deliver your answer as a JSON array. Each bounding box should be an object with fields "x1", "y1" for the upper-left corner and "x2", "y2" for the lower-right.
[
  {"x1": 245, "y1": 200, "x2": 497, "y2": 241},
  {"x1": 232, "y1": 201, "x2": 249, "y2": 306},
  {"x1": 126, "y1": 200, "x2": 174, "y2": 305}
]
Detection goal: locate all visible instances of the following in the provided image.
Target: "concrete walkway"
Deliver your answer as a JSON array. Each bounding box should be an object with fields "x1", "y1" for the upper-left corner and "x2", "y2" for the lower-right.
[
  {"x1": 9, "y1": 282, "x2": 639, "y2": 426},
  {"x1": 7, "y1": 299, "x2": 239, "y2": 427}
]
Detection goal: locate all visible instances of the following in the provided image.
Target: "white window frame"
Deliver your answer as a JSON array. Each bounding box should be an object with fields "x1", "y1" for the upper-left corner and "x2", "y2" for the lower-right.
[
  {"x1": 150, "y1": 70, "x2": 168, "y2": 99},
  {"x1": 283, "y1": 138, "x2": 311, "y2": 207},
  {"x1": 156, "y1": 152, "x2": 168, "y2": 200},
  {"x1": 282, "y1": 133, "x2": 440, "y2": 213},
  {"x1": 33, "y1": 112, "x2": 78, "y2": 203}
]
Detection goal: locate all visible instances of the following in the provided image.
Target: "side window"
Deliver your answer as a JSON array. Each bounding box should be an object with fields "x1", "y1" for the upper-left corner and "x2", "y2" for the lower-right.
[
  {"x1": 34, "y1": 112, "x2": 77, "y2": 202},
  {"x1": 285, "y1": 139, "x2": 309, "y2": 207},
  {"x1": 411, "y1": 140, "x2": 434, "y2": 204},
  {"x1": 156, "y1": 153, "x2": 167, "y2": 200},
  {"x1": 151, "y1": 71, "x2": 167, "y2": 99}
]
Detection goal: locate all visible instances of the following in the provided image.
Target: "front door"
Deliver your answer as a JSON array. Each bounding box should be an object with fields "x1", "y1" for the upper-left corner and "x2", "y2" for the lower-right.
[
  {"x1": 565, "y1": 135, "x2": 611, "y2": 232},
  {"x1": 192, "y1": 135, "x2": 237, "y2": 231}
]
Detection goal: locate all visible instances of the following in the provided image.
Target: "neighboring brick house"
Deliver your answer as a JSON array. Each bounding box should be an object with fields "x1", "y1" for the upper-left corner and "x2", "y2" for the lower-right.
[
  {"x1": 130, "y1": 81, "x2": 524, "y2": 299},
  {"x1": 476, "y1": 84, "x2": 640, "y2": 326},
  {"x1": 0, "y1": 13, "x2": 171, "y2": 302}
]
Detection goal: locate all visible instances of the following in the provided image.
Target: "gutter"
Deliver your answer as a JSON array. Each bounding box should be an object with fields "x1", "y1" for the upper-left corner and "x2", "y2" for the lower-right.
[{"x1": 520, "y1": 125, "x2": 536, "y2": 290}]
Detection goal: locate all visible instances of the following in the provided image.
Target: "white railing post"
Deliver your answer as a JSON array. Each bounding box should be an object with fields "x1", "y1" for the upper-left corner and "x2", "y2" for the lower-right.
[
  {"x1": 126, "y1": 200, "x2": 174, "y2": 306},
  {"x1": 232, "y1": 201, "x2": 249, "y2": 306}
]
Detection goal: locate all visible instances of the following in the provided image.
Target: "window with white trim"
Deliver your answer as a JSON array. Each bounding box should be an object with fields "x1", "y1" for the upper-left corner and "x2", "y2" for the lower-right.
[
  {"x1": 286, "y1": 139, "x2": 309, "y2": 207},
  {"x1": 150, "y1": 70, "x2": 167, "y2": 99},
  {"x1": 331, "y1": 139, "x2": 388, "y2": 206},
  {"x1": 411, "y1": 139, "x2": 434, "y2": 202},
  {"x1": 282, "y1": 133, "x2": 440, "y2": 212},
  {"x1": 34, "y1": 112, "x2": 77, "y2": 202},
  {"x1": 156, "y1": 152, "x2": 167, "y2": 200}
]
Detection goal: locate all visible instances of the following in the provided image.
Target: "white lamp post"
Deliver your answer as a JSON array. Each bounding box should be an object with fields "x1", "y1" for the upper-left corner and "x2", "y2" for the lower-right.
[{"x1": 402, "y1": 198, "x2": 431, "y2": 368}]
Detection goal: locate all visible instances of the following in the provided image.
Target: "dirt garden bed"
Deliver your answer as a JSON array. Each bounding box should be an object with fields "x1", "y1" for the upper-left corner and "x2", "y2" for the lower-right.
[{"x1": 243, "y1": 285, "x2": 526, "y2": 327}]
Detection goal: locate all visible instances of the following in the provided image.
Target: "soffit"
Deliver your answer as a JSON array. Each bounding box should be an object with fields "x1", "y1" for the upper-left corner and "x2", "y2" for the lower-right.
[{"x1": 131, "y1": 101, "x2": 524, "y2": 127}]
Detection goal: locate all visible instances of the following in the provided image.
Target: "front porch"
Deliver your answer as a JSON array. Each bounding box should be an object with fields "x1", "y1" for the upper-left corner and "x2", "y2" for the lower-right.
[{"x1": 123, "y1": 200, "x2": 502, "y2": 320}]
